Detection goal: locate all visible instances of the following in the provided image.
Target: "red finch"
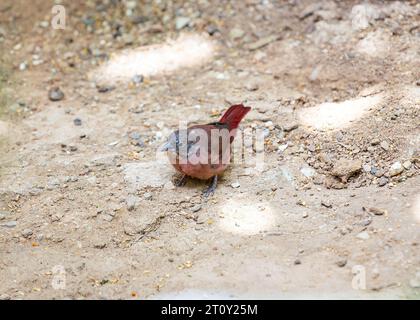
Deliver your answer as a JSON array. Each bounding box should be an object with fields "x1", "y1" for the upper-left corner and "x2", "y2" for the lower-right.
[{"x1": 160, "y1": 104, "x2": 251, "y2": 196}]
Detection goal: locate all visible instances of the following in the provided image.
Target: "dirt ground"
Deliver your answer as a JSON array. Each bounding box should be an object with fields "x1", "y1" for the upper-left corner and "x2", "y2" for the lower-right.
[{"x1": 0, "y1": 0, "x2": 419, "y2": 299}]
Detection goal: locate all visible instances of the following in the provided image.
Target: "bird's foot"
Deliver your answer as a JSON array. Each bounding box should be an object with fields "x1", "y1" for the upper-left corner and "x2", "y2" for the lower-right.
[
  {"x1": 202, "y1": 176, "x2": 218, "y2": 197},
  {"x1": 175, "y1": 174, "x2": 187, "y2": 187}
]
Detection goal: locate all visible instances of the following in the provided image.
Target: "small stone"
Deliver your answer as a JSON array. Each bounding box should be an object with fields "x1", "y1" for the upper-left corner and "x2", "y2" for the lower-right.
[
  {"x1": 0, "y1": 294, "x2": 10, "y2": 300},
  {"x1": 191, "y1": 204, "x2": 202, "y2": 213},
  {"x1": 402, "y1": 161, "x2": 412, "y2": 170},
  {"x1": 300, "y1": 167, "x2": 316, "y2": 178},
  {"x1": 164, "y1": 181, "x2": 175, "y2": 190},
  {"x1": 363, "y1": 164, "x2": 371, "y2": 173},
  {"x1": 302, "y1": 212, "x2": 309, "y2": 218},
  {"x1": 21, "y1": 228, "x2": 33, "y2": 238},
  {"x1": 19, "y1": 62, "x2": 27, "y2": 71},
  {"x1": 378, "y1": 176, "x2": 388, "y2": 187},
  {"x1": 48, "y1": 87, "x2": 64, "y2": 101},
  {"x1": 126, "y1": 195, "x2": 139, "y2": 211},
  {"x1": 367, "y1": 207, "x2": 387, "y2": 216},
  {"x1": 122, "y1": 34, "x2": 134, "y2": 45},
  {"x1": 129, "y1": 131, "x2": 141, "y2": 140},
  {"x1": 2, "y1": 221, "x2": 17, "y2": 228},
  {"x1": 245, "y1": 81, "x2": 259, "y2": 91},
  {"x1": 283, "y1": 123, "x2": 299, "y2": 132},
  {"x1": 356, "y1": 231, "x2": 370, "y2": 240},
  {"x1": 143, "y1": 192, "x2": 152, "y2": 200},
  {"x1": 389, "y1": 161, "x2": 403, "y2": 177},
  {"x1": 0, "y1": 211, "x2": 11, "y2": 220},
  {"x1": 278, "y1": 144, "x2": 288, "y2": 152},
  {"x1": 336, "y1": 259, "x2": 347, "y2": 267},
  {"x1": 331, "y1": 159, "x2": 362, "y2": 182},
  {"x1": 231, "y1": 182, "x2": 240, "y2": 188},
  {"x1": 294, "y1": 259, "x2": 302, "y2": 265},
  {"x1": 93, "y1": 241, "x2": 107, "y2": 249},
  {"x1": 175, "y1": 17, "x2": 190, "y2": 30},
  {"x1": 97, "y1": 84, "x2": 115, "y2": 93},
  {"x1": 380, "y1": 141, "x2": 389, "y2": 151},
  {"x1": 229, "y1": 28, "x2": 245, "y2": 40},
  {"x1": 371, "y1": 138, "x2": 380, "y2": 146},
  {"x1": 132, "y1": 74, "x2": 144, "y2": 84},
  {"x1": 206, "y1": 25, "x2": 219, "y2": 36},
  {"x1": 73, "y1": 118, "x2": 82, "y2": 126},
  {"x1": 307, "y1": 143, "x2": 316, "y2": 152},
  {"x1": 102, "y1": 213, "x2": 114, "y2": 222}
]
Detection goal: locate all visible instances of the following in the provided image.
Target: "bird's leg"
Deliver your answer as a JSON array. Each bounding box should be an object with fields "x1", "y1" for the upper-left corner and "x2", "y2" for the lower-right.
[
  {"x1": 175, "y1": 174, "x2": 187, "y2": 187},
  {"x1": 203, "y1": 175, "x2": 218, "y2": 197}
]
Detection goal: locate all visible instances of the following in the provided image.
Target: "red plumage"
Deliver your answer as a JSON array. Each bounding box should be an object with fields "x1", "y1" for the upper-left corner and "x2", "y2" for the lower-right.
[
  {"x1": 161, "y1": 104, "x2": 252, "y2": 196},
  {"x1": 219, "y1": 104, "x2": 251, "y2": 131}
]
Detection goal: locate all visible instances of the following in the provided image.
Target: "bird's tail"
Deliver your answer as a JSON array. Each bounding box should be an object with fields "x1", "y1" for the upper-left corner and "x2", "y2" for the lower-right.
[{"x1": 219, "y1": 104, "x2": 251, "y2": 131}]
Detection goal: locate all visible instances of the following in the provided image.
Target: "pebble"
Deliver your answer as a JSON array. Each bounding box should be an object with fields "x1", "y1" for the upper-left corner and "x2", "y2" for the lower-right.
[
  {"x1": 371, "y1": 138, "x2": 380, "y2": 146},
  {"x1": 0, "y1": 294, "x2": 10, "y2": 300},
  {"x1": 283, "y1": 123, "x2": 299, "y2": 132},
  {"x1": 93, "y1": 241, "x2": 107, "y2": 249},
  {"x1": 21, "y1": 228, "x2": 33, "y2": 238},
  {"x1": 206, "y1": 25, "x2": 219, "y2": 36},
  {"x1": 362, "y1": 164, "x2": 371, "y2": 173},
  {"x1": 356, "y1": 231, "x2": 370, "y2": 240},
  {"x1": 366, "y1": 207, "x2": 387, "y2": 216},
  {"x1": 245, "y1": 81, "x2": 259, "y2": 91},
  {"x1": 229, "y1": 28, "x2": 245, "y2": 40},
  {"x1": 164, "y1": 181, "x2": 175, "y2": 190},
  {"x1": 0, "y1": 211, "x2": 11, "y2": 220},
  {"x1": 307, "y1": 143, "x2": 316, "y2": 152},
  {"x1": 278, "y1": 144, "x2": 288, "y2": 152},
  {"x1": 378, "y1": 176, "x2": 388, "y2": 187},
  {"x1": 126, "y1": 195, "x2": 139, "y2": 211},
  {"x1": 389, "y1": 161, "x2": 403, "y2": 177},
  {"x1": 294, "y1": 259, "x2": 302, "y2": 265},
  {"x1": 175, "y1": 17, "x2": 190, "y2": 30},
  {"x1": 331, "y1": 159, "x2": 362, "y2": 181},
  {"x1": 231, "y1": 182, "x2": 240, "y2": 188},
  {"x1": 48, "y1": 87, "x2": 64, "y2": 101},
  {"x1": 2, "y1": 221, "x2": 17, "y2": 228},
  {"x1": 73, "y1": 118, "x2": 82, "y2": 126},
  {"x1": 380, "y1": 141, "x2": 389, "y2": 151},
  {"x1": 132, "y1": 74, "x2": 144, "y2": 84},
  {"x1": 402, "y1": 160, "x2": 412, "y2": 170},
  {"x1": 143, "y1": 192, "x2": 152, "y2": 200},
  {"x1": 190, "y1": 204, "x2": 202, "y2": 213},
  {"x1": 300, "y1": 167, "x2": 316, "y2": 178},
  {"x1": 336, "y1": 259, "x2": 347, "y2": 267}
]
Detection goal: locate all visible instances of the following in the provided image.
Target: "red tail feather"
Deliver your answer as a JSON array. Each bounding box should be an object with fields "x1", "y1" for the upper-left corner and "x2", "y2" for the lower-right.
[{"x1": 219, "y1": 104, "x2": 251, "y2": 131}]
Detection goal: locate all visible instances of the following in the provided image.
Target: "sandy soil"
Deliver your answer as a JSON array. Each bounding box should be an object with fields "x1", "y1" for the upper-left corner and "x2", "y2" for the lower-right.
[{"x1": 0, "y1": 0, "x2": 419, "y2": 299}]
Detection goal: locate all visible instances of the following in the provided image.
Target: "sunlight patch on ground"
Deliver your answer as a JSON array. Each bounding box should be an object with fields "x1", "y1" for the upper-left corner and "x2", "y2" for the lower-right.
[
  {"x1": 218, "y1": 199, "x2": 276, "y2": 235},
  {"x1": 92, "y1": 34, "x2": 215, "y2": 83},
  {"x1": 298, "y1": 93, "x2": 383, "y2": 131}
]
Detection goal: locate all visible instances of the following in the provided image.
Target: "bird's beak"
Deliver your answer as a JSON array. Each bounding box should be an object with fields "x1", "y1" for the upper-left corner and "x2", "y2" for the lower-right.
[{"x1": 159, "y1": 141, "x2": 171, "y2": 152}]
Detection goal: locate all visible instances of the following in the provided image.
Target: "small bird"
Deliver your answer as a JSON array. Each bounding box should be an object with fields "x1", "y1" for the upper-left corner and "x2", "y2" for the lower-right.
[{"x1": 160, "y1": 104, "x2": 251, "y2": 196}]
